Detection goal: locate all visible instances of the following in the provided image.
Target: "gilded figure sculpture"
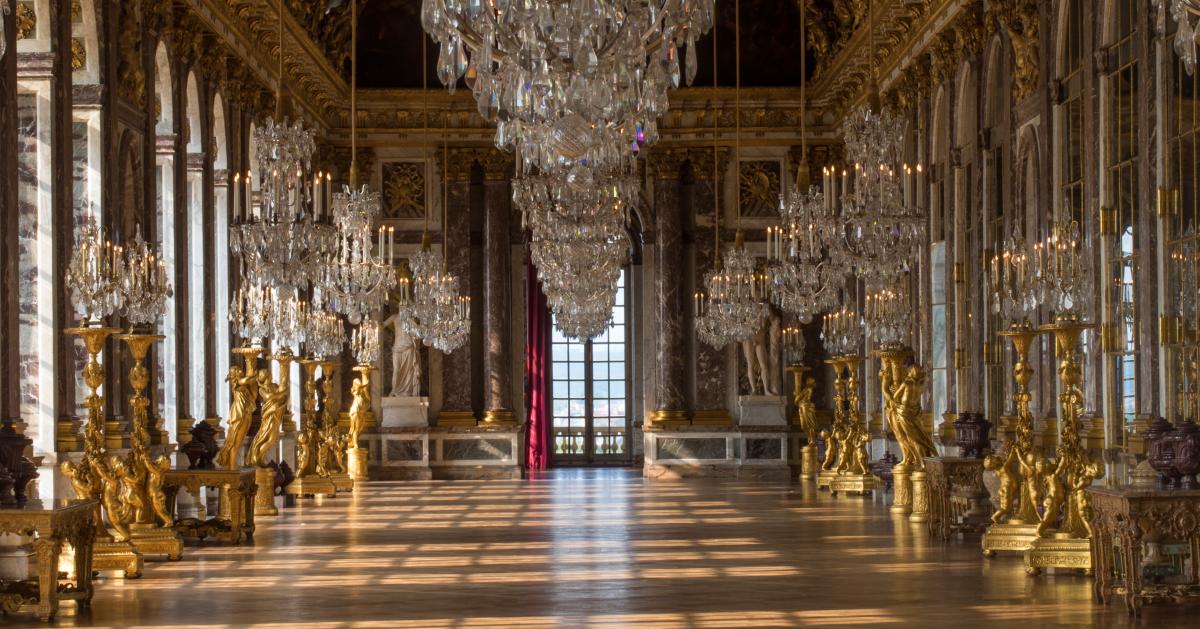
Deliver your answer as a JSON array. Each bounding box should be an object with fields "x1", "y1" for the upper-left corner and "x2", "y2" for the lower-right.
[
  {"x1": 143, "y1": 452, "x2": 173, "y2": 527},
  {"x1": 247, "y1": 370, "x2": 288, "y2": 467},
  {"x1": 1036, "y1": 457, "x2": 1067, "y2": 537},
  {"x1": 217, "y1": 365, "x2": 259, "y2": 469},
  {"x1": 889, "y1": 364, "x2": 936, "y2": 471},
  {"x1": 796, "y1": 376, "x2": 817, "y2": 445},
  {"x1": 94, "y1": 456, "x2": 131, "y2": 541},
  {"x1": 983, "y1": 453, "x2": 1014, "y2": 524},
  {"x1": 348, "y1": 370, "x2": 371, "y2": 447}
]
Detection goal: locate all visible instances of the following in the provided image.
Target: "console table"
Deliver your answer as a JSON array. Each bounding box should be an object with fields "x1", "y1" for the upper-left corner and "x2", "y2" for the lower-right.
[
  {"x1": 163, "y1": 468, "x2": 257, "y2": 545},
  {"x1": 0, "y1": 499, "x2": 97, "y2": 621},
  {"x1": 1089, "y1": 486, "x2": 1200, "y2": 615},
  {"x1": 924, "y1": 457, "x2": 990, "y2": 540}
]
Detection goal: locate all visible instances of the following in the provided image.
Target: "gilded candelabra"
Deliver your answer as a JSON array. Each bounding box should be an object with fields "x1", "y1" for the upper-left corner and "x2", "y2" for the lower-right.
[
  {"x1": 817, "y1": 357, "x2": 847, "y2": 490},
  {"x1": 248, "y1": 348, "x2": 290, "y2": 516},
  {"x1": 877, "y1": 345, "x2": 935, "y2": 523},
  {"x1": 114, "y1": 331, "x2": 183, "y2": 561},
  {"x1": 981, "y1": 323, "x2": 1043, "y2": 557},
  {"x1": 287, "y1": 358, "x2": 337, "y2": 498},
  {"x1": 788, "y1": 365, "x2": 819, "y2": 480},
  {"x1": 347, "y1": 364, "x2": 374, "y2": 481},
  {"x1": 320, "y1": 360, "x2": 353, "y2": 492},
  {"x1": 61, "y1": 326, "x2": 143, "y2": 577},
  {"x1": 1024, "y1": 316, "x2": 1104, "y2": 576},
  {"x1": 829, "y1": 355, "x2": 875, "y2": 496}
]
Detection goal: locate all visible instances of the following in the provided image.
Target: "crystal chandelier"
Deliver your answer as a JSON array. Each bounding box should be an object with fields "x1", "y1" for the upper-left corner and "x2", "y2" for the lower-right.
[
  {"x1": 351, "y1": 322, "x2": 380, "y2": 365},
  {"x1": 515, "y1": 165, "x2": 636, "y2": 339},
  {"x1": 1034, "y1": 220, "x2": 1093, "y2": 320},
  {"x1": 230, "y1": 284, "x2": 274, "y2": 345},
  {"x1": 270, "y1": 290, "x2": 310, "y2": 351},
  {"x1": 768, "y1": 183, "x2": 842, "y2": 323},
  {"x1": 1170, "y1": 0, "x2": 1200, "y2": 74},
  {"x1": 317, "y1": 0, "x2": 393, "y2": 325},
  {"x1": 117, "y1": 230, "x2": 173, "y2": 328},
  {"x1": 305, "y1": 309, "x2": 345, "y2": 360},
  {"x1": 694, "y1": 1, "x2": 768, "y2": 349},
  {"x1": 229, "y1": 0, "x2": 336, "y2": 290},
  {"x1": 421, "y1": 0, "x2": 715, "y2": 173},
  {"x1": 695, "y1": 234, "x2": 770, "y2": 348},
  {"x1": 864, "y1": 282, "x2": 912, "y2": 349},
  {"x1": 65, "y1": 215, "x2": 124, "y2": 324},
  {"x1": 988, "y1": 228, "x2": 1040, "y2": 327},
  {"x1": 401, "y1": 126, "x2": 471, "y2": 353},
  {"x1": 821, "y1": 303, "x2": 863, "y2": 357}
]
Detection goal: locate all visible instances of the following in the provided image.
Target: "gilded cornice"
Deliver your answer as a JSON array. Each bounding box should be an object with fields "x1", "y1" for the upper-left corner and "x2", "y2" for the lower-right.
[
  {"x1": 684, "y1": 147, "x2": 732, "y2": 182},
  {"x1": 179, "y1": 0, "x2": 350, "y2": 128}
]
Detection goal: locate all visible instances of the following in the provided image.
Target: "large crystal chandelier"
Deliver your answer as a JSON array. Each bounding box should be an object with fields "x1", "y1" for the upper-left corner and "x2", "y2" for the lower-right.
[
  {"x1": 694, "y1": 0, "x2": 768, "y2": 348},
  {"x1": 515, "y1": 165, "x2": 636, "y2": 339},
  {"x1": 769, "y1": 180, "x2": 843, "y2": 324},
  {"x1": 695, "y1": 234, "x2": 769, "y2": 348},
  {"x1": 316, "y1": 0, "x2": 393, "y2": 325},
  {"x1": 401, "y1": 127, "x2": 471, "y2": 354},
  {"x1": 229, "y1": 0, "x2": 336, "y2": 290},
  {"x1": 421, "y1": 0, "x2": 715, "y2": 172}
]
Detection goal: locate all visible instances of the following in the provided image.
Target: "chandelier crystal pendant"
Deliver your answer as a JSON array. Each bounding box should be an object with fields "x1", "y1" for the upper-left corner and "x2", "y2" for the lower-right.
[
  {"x1": 305, "y1": 308, "x2": 345, "y2": 361},
  {"x1": 351, "y1": 322, "x2": 380, "y2": 365},
  {"x1": 421, "y1": 0, "x2": 715, "y2": 173},
  {"x1": 230, "y1": 284, "x2": 274, "y2": 346},
  {"x1": 1034, "y1": 219, "x2": 1094, "y2": 321},
  {"x1": 229, "y1": 0, "x2": 336, "y2": 290},
  {"x1": 864, "y1": 282, "x2": 913, "y2": 349},
  {"x1": 821, "y1": 303, "x2": 863, "y2": 357},
  {"x1": 988, "y1": 228, "x2": 1040, "y2": 327},
  {"x1": 1170, "y1": 0, "x2": 1200, "y2": 74}
]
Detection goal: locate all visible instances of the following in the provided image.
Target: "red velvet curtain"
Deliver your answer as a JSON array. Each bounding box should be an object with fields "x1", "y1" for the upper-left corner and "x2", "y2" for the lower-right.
[{"x1": 525, "y1": 258, "x2": 552, "y2": 470}]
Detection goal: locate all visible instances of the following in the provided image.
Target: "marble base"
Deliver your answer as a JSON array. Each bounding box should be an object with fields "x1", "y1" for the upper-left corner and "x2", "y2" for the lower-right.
[
  {"x1": 347, "y1": 447, "x2": 368, "y2": 481},
  {"x1": 93, "y1": 537, "x2": 143, "y2": 578},
  {"x1": 829, "y1": 473, "x2": 877, "y2": 496},
  {"x1": 361, "y1": 428, "x2": 433, "y2": 481},
  {"x1": 330, "y1": 473, "x2": 354, "y2": 493},
  {"x1": 285, "y1": 475, "x2": 336, "y2": 498},
  {"x1": 737, "y1": 395, "x2": 788, "y2": 426},
  {"x1": 381, "y1": 397, "x2": 429, "y2": 428},
  {"x1": 372, "y1": 467, "x2": 434, "y2": 481},
  {"x1": 643, "y1": 428, "x2": 789, "y2": 481},
  {"x1": 429, "y1": 426, "x2": 522, "y2": 479},
  {"x1": 129, "y1": 523, "x2": 184, "y2": 561}
]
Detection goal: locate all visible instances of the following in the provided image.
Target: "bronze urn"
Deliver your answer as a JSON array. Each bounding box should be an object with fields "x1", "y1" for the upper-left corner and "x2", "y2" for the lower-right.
[{"x1": 953, "y1": 412, "x2": 993, "y2": 459}]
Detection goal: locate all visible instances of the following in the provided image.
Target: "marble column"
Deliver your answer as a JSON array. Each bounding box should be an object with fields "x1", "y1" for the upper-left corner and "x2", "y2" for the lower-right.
[
  {"x1": 436, "y1": 149, "x2": 476, "y2": 426},
  {"x1": 688, "y1": 150, "x2": 732, "y2": 425},
  {"x1": 649, "y1": 152, "x2": 689, "y2": 427},
  {"x1": 481, "y1": 160, "x2": 515, "y2": 425},
  {"x1": 0, "y1": 27, "x2": 18, "y2": 424}
]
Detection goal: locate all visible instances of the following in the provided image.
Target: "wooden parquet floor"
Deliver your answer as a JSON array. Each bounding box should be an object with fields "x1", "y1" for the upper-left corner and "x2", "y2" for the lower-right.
[{"x1": 16, "y1": 469, "x2": 1196, "y2": 628}]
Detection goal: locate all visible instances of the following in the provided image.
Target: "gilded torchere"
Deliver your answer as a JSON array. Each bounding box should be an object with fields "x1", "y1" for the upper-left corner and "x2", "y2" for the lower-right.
[
  {"x1": 817, "y1": 357, "x2": 847, "y2": 490},
  {"x1": 346, "y1": 363, "x2": 373, "y2": 481},
  {"x1": 320, "y1": 360, "x2": 353, "y2": 492},
  {"x1": 788, "y1": 365, "x2": 819, "y2": 480},
  {"x1": 60, "y1": 326, "x2": 143, "y2": 578},
  {"x1": 830, "y1": 355, "x2": 876, "y2": 496},
  {"x1": 981, "y1": 324, "x2": 1043, "y2": 557},
  {"x1": 115, "y1": 331, "x2": 184, "y2": 561},
  {"x1": 1024, "y1": 316, "x2": 1104, "y2": 576},
  {"x1": 878, "y1": 346, "x2": 936, "y2": 522},
  {"x1": 216, "y1": 347, "x2": 262, "y2": 469},
  {"x1": 247, "y1": 349, "x2": 290, "y2": 516},
  {"x1": 287, "y1": 359, "x2": 337, "y2": 498}
]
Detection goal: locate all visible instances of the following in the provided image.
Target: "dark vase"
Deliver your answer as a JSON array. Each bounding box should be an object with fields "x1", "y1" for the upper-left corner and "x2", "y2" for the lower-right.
[
  {"x1": 954, "y1": 412, "x2": 993, "y2": 459},
  {"x1": 872, "y1": 452, "x2": 899, "y2": 489},
  {"x1": 1168, "y1": 419, "x2": 1200, "y2": 490},
  {"x1": 1145, "y1": 416, "x2": 1178, "y2": 487},
  {"x1": 0, "y1": 419, "x2": 38, "y2": 506}
]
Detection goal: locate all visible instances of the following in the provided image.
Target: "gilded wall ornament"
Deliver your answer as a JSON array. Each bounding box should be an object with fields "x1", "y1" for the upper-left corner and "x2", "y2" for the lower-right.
[
  {"x1": 15, "y1": 2, "x2": 34, "y2": 41},
  {"x1": 382, "y1": 162, "x2": 425, "y2": 220},
  {"x1": 738, "y1": 160, "x2": 782, "y2": 218}
]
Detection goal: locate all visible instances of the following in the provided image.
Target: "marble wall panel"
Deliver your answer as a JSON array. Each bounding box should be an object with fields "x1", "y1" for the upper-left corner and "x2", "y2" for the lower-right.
[
  {"x1": 654, "y1": 177, "x2": 686, "y2": 412},
  {"x1": 16, "y1": 93, "x2": 38, "y2": 441},
  {"x1": 386, "y1": 439, "x2": 423, "y2": 462},
  {"x1": 691, "y1": 177, "x2": 728, "y2": 413},
  {"x1": 483, "y1": 180, "x2": 511, "y2": 412},
  {"x1": 745, "y1": 438, "x2": 783, "y2": 460},
  {"x1": 441, "y1": 181, "x2": 473, "y2": 412},
  {"x1": 655, "y1": 437, "x2": 726, "y2": 460},
  {"x1": 443, "y1": 438, "x2": 513, "y2": 461}
]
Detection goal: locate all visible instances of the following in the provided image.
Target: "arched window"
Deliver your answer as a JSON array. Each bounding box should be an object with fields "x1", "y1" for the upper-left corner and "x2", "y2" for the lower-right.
[
  {"x1": 185, "y1": 71, "x2": 206, "y2": 423},
  {"x1": 929, "y1": 88, "x2": 949, "y2": 432},
  {"x1": 213, "y1": 94, "x2": 231, "y2": 419},
  {"x1": 154, "y1": 41, "x2": 179, "y2": 428},
  {"x1": 1102, "y1": 0, "x2": 1139, "y2": 423}
]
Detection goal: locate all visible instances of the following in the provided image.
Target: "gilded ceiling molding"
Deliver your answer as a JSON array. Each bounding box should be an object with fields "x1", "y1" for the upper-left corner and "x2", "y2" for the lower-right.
[
  {"x1": 990, "y1": 0, "x2": 1039, "y2": 101},
  {"x1": 646, "y1": 147, "x2": 691, "y2": 180},
  {"x1": 685, "y1": 147, "x2": 732, "y2": 182},
  {"x1": 117, "y1": 1, "x2": 146, "y2": 109}
]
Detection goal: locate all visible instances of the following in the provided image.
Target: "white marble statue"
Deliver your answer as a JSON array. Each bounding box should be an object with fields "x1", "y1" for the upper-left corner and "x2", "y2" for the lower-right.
[
  {"x1": 742, "y1": 312, "x2": 782, "y2": 396},
  {"x1": 381, "y1": 314, "x2": 420, "y2": 397}
]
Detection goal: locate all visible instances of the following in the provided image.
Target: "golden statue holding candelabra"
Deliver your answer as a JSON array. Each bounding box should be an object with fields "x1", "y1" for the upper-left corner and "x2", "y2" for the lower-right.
[
  {"x1": 61, "y1": 220, "x2": 181, "y2": 576},
  {"x1": 819, "y1": 307, "x2": 875, "y2": 495},
  {"x1": 347, "y1": 324, "x2": 379, "y2": 481}
]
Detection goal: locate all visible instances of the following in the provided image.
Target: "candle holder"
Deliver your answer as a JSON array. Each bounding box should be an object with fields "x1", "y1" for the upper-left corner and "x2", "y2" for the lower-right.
[
  {"x1": 817, "y1": 356, "x2": 847, "y2": 491},
  {"x1": 347, "y1": 364, "x2": 375, "y2": 481},
  {"x1": 788, "y1": 365, "x2": 818, "y2": 480},
  {"x1": 319, "y1": 359, "x2": 353, "y2": 493},
  {"x1": 247, "y1": 349, "x2": 290, "y2": 517},
  {"x1": 286, "y1": 358, "x2": 336, "y2": 498},
  {"x1": 829, "y1": 354, "x2": 876, "y2": 496}
]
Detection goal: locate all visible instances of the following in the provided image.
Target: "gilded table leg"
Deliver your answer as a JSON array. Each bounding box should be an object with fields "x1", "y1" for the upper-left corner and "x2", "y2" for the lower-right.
[
  {"x1": 75, "y1": 537, "x2": 95, "y2": 605},
  {"x1": 224, "y1": 484, "x2": 243, "y2": 544},
  {"x1": 34, "y1": 537, "x2": 61, "y2": 622}
]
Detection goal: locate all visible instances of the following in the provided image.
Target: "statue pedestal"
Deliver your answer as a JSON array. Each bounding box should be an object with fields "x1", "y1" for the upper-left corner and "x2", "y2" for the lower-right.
[
  {"x1": 737, "y1": 396, "x2": 787, "y2": 427},
  {"x1": 347, "y1": 447, "x2": 368, "y2": 481},
  {"x1": 381, "y1": 397, "x2": 429, "y2": 428}
]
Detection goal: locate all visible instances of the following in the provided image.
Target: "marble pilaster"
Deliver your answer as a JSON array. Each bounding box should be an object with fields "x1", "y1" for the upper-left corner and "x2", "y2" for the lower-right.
[
  {"x1": 482, "y1": 176, "x2": 514, "y2": 424},
  {"x1": 438, "y1": 155, "x2": 474, "y2": 420},
  {"x1": 650, "y1": 153, "x2": 688, "y2": 426},
  {"x1": 687, "y1": 151, "x2": 732, "y2": 423}
]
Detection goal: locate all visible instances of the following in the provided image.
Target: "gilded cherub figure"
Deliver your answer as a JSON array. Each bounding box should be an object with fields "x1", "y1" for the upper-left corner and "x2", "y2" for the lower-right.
[
  {"x1": 984, "y1": 453, "x2": 1016, "y2": 524},
  {"x1": 1037, "y1": 457, "x2": 1069, "y2": 537}
]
